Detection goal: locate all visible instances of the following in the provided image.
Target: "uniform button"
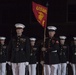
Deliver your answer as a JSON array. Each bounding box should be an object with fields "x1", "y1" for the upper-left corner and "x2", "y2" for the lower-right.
[
  {"x1": 17, "y1": 43, "x2": 19, "y2": 44},
  {"x1": 74, "y1": 53, "x2": 76, "y2": 55},
  {"x1": 48, "y1": 47, "x2": 50, "y2": 48},
  {"x1": 17, "y1": 46, "x2": 19, "y2": 47},
  {"x1": 0, "y1": 52, "x2": 2, "y2": 55},
  {"x1": 30, "y1": 53, "x2": 33, "y2": 56},
  {"x1": 16, "y1": 48, "x2": 19, "y2": 51},
  {"x1": 19, "y1": 44, "x2": 20, "y2": 45},
  {"x1": 60, "y1": 53, "x2": 61, "y2": 55},
  {"x1": 61, "y1": 49, "x2": 62, "y2": 50},
  {"x1": 17, "y1": 40, "x2": 19, "y2": 42},
  {"x1": 21, "y1": 48, "x2": 23, "y2": 51},
  {"x1": 46, "y1": 51, "x2": 47, "y2": 53}
]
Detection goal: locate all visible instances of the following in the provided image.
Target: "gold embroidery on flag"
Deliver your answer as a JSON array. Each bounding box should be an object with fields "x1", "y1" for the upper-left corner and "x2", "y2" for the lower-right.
[
  {"x1": 36, "y1": 6, "x2": 47, "y2": 14},
  {"x1": 38, "y1": 12, "x2": 44, "y2": 21}
]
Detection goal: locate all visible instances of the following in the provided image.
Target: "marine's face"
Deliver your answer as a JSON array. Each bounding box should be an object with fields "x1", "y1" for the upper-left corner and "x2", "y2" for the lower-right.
[
  {"x1": 0, "y1": 40, "x2": 5, "y2": 45},
  {"x1": 48, "y1": 31, "x2": 55, "y2": 38},
  {"x1": 60, "y1": 40, "x2": 65, "y2": 45},
  {"x1": 16, "y1": 28, "x2": 23, "y2": 35},
  {"x1": 30, "y1": 41, "x2": 35, "y2": 46},
  {"x1": 74, "y1": 40, "x2": 76, "y2": 45}
]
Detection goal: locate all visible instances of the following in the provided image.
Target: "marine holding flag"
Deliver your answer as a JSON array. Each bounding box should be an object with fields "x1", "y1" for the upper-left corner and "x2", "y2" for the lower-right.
[
  {"x1": 41, "y1": 26, "x2": 60, "y2": 75},
  {"x1": 32, "y1": 2, "x2": 49, "y2": 75}
]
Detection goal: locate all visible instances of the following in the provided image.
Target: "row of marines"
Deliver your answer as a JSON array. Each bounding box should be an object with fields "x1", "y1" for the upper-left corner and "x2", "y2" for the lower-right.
[{"x1": 0, "y1": 23, "x2": 76, "y2": 75}]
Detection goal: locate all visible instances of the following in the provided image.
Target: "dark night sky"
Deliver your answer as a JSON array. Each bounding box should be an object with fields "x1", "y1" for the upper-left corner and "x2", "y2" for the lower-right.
[{"x1": 0, "y1": 0, "x2": 76, "y2": 43}]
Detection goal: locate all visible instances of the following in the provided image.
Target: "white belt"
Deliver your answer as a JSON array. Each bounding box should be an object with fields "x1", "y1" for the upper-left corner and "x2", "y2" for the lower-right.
[
  {"x1": 52, "y1": 50, "x2": 57, "y2": 52},
  {"x1": 74, "y1": 53, "x2": 76, "y2": 55}
]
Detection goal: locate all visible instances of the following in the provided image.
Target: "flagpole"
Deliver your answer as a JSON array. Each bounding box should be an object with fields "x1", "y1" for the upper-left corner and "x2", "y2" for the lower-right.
[
  {"x1": 43, "y1": 27, "x2": 46, "y2": 46},
  {"x1": 42, "y1": 23, "x2": 47, "y2": 75},
  {"x1": 43, "y1": 2, "x2": 48, "y2": 46},
  {"x1": 42, "y1": 2, "x2": 49, "y2": 75}
]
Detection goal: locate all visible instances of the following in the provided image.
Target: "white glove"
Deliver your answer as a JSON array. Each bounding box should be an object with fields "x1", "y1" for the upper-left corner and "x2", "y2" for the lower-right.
[
  {"x1": 40, "y1": 61, "x2": 44, "y2": 65},
  {"x1": 41, "y1": 47, "x2": 46, "y2": 51},
  {"x1": 25, "y1": 62, "x2": 29, "y2": 65},
  {"x1": 69, "y1": 62, "x2": 72, "y2": 65},
  {"x1": 6, "y1": 61, "x2": 8, "y2": 64},
  {"x1": 67, "y1": 61, "x2": 69, "y2": 64},
  {"x1": 7, "y1": 62, "x2": 11, "y2": 65},
  {"x1": 36, "y1": 62, "x2": 38, "y2": 64}
]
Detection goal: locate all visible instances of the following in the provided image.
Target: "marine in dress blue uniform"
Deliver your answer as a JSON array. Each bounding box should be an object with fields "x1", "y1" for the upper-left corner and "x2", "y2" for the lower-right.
[
  {"x1": 29, "y1": 38, "x2": 38, "y2": 75},
  {"x1": 70, "y1": 37, "x2": 76, "y2": 75},
  {"x1": 0, "y1": 37, "x2": 7, "y2": 75},
  {"x1": 7, "y1": 23, "x2": 30, "y2": 75},
  {"x1": 58, "y1": 36, "x2": 69, "y2": 75},
  {"x1": 41, "y1": 26, "x2": 59, "y2": 75}
]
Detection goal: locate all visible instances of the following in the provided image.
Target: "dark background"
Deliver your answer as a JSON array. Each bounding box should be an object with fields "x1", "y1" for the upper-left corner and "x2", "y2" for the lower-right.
[{"x1": 0, "y1": 0, "x2": 76, "y2": 44}]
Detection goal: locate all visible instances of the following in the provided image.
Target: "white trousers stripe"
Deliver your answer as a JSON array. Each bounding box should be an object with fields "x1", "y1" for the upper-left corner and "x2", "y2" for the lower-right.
[
  {"x1": 71, "y1": 64, "x2": 76, "y2": 75},
  {"x1": 50, "y1": 64, "x2": 58, "y2": 75},
  {"x1": 58, "y1": 63, "x2": 67, "y2": 75},
  {"x1": 44, "y1": 64, "x2": 50, "y2": 75},
  {"x1": 0, "y1": 63, "x2": 6, "y2": 75},
  {"x1": 44, "y1": 64, "x2": 58, "y2": 75},
  {"x1": 29, "y1": 64, "x2": 36, "y2": 75},
  {"x1": 12, "y1": 63, "x2": 26, "y2": 75}
]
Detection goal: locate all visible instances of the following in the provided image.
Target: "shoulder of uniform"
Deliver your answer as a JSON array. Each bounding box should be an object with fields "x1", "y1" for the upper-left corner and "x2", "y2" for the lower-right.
[
  {"x1": 25, "y1": 37, "x2": 30, "y2": 41},
  {"x1": 36, "y1": 40, "x2": 44, "y2": 46},
  {"x1": 22, "y1": 37, "x2": 30, "y2": 42},
  {"x1": 46, "y1": 37, "x2": 49, "y2": 39},
  {"x1": 21, "y1": 35, "x2": 26, "y2": 38},
  {"x1": 11, "y1": 36, "x2": 16, "y2": 39},
  {"x1": 54, "y1": 37, "x2": 59, "y2": 40},
  {"x1": 50, "y1": 36, "x2": 59, "y2": 40},
  {"x1": 21, "y1": 35, "x2": 29, "y2": 38},
  {"x1": 45, "y1": 37, "x2": 49, "y2": 41},
  {"x1": 25, "y1": 36, "x2": 29, "y2": 39},
  {"x1": 34, "y1": 44, "x2": 38, "y2": 48},
  {"x1": 9, "y1": 36, "x2": 16, "y2": 42}
]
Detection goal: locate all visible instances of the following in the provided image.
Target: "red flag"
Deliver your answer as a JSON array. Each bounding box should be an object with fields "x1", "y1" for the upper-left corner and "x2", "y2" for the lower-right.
[{"x1": 32, "y1": 2, "x2": 48, "y2": 28}]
